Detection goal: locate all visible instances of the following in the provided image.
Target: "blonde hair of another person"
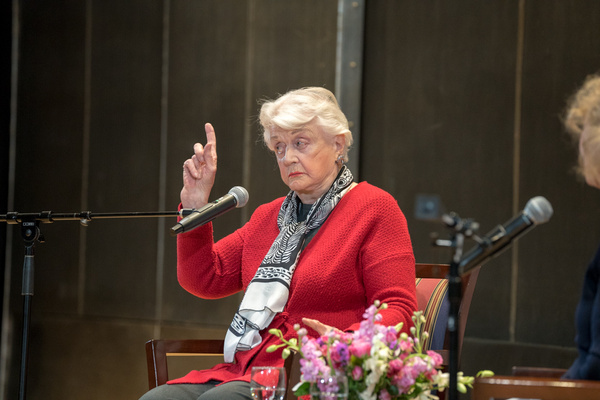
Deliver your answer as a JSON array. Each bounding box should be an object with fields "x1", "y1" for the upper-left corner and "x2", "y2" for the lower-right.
[
  {"x1": 259, "y1": 87, "x2": 354, "y2": 163},
  {"x1": 564, "y1": 73, "x2": 600, "y2": 184}
]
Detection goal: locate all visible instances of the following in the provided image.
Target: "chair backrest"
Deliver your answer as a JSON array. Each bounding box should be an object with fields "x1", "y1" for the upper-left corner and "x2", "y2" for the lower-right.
[{"x1": 415, "y1": 263, "x2": 481, "y2": 367}]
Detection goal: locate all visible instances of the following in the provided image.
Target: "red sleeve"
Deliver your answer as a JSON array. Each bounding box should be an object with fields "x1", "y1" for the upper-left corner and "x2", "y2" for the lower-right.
[
  {"x1": 176, "y1": 222, "x2": 245, "y2": 299},
  {"x1": 346, "y1": 190, "x2": 416, "y2": 333}
]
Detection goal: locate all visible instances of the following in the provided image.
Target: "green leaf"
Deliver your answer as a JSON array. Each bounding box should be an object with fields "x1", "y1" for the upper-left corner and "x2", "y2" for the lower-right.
[{"x1": 293, "y1": 381, "x2": 310, "y2": 396}]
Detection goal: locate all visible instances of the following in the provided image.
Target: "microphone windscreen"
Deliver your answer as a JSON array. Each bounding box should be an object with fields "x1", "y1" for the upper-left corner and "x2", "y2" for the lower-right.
[
  {"x1": 229, "y1": 186, "x2": 249, "y2": 208},
  {"x1": 524, "y1": 196, "x2": 553, "y2": 224}
]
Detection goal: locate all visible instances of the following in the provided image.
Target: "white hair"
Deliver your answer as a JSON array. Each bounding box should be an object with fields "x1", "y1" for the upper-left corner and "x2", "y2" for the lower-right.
[{"x1": 259, "y1": 87, "x2": 353, "y2": 162}]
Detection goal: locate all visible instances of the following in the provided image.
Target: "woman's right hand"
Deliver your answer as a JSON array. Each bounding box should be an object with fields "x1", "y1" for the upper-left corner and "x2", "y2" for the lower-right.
[{"x1": 180, "y1": 123, "x2": 218, "y2": 209}]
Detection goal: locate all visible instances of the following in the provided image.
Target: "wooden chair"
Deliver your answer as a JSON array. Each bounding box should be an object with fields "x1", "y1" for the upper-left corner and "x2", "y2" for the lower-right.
[
  {"x1": 414, "y1": 263, "x2": 480, "y2": 367},
  {"x1": 145, "y1": 263, "x2": 481, "y2": 399},
  {"x1": 472, "y1": 366, "x2": 600, "y2": 400}
]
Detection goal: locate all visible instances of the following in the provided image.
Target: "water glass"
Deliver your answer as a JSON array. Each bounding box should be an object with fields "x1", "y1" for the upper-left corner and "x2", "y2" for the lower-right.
[
  {"x1": 310, "y1": 373, "x2": 349, "y2": 399},
  {"x1": 250, "y1": 366, "x2": 286, "y2": 400}
]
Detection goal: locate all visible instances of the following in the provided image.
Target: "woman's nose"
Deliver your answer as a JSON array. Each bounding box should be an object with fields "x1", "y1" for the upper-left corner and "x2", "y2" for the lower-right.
[{"x1": 280, "y1": 146, "x2": 298, "y2": 164}]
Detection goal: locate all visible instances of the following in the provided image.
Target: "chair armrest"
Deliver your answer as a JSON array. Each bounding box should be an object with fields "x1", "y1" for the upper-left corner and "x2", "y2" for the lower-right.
[
  {"x1": 512, "y1": 366, "x2": 567, "y2": 378},
  {"x1": 472, "y1": 375, "x2": 600, "y2": 400},
  {"x1": 145, "y1": 339, "x2": 225, "y2": 389}
]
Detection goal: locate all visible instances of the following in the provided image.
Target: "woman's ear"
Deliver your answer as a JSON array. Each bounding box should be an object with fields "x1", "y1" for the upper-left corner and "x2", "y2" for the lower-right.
[{"x1": 334, "y1": 134, "x2": 345, "y2": 153}]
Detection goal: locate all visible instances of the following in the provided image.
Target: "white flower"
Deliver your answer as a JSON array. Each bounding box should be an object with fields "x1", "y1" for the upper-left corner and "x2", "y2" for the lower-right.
[
  {"x1": 358, "y1": 389, "x2": 376, "y2": 400},
  {"x1": 434, "y1": 371, "x2": 449, "y2": 387}
]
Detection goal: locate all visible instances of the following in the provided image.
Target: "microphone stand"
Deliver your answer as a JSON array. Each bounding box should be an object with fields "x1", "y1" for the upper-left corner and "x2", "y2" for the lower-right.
[
  {"x1": 0, "y1": 210, "x2": 180, "y2": 400},
  {"x1": 431, "y1": 213, "x2": 479, "y2": 400}
]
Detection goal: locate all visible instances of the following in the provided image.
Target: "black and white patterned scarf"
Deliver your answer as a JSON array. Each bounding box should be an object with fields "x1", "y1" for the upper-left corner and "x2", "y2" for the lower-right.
[{"x1": 223, "y1": 166, "x2": 354, "y2": 362}]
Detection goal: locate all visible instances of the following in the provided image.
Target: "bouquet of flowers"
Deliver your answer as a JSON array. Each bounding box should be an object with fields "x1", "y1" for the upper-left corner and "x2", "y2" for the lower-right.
[{"x1": 267, "y1": 301, "x2": 492, "y2": 400}]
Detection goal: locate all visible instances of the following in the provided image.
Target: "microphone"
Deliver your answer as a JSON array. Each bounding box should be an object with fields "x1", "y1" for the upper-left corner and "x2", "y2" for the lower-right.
[
  {"x1": 459, "y1": 196, "x2": 553, "y2": 274},
  {"x1": 170, "y1": 186, "x2": 249, "y2": 236}
]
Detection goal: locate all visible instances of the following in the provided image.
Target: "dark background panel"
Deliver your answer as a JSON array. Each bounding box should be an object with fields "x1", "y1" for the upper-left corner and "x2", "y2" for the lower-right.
[
  {"x1": 247, "y1": 0, "x2": 339, "y2": 211},
  {"x1": 362, "y1": 0, "x2": 518, "y2": 342},
  {"x1": 161, "y1": 0, "x2": 250, "y2": 326},
  {"x1": 0, "y1": 0, "x2": 11, "y2": 373},
  {"x1": 84, "y1": 0, "x2": 164, "y2": 320},
  {"x1": 6, "y1": 1, "x2": 88, "y2": 399},
  {"x1": 516, "y1": 0, "x2": 600, "y2": 346},
  {"x1": 12, "y1": 0, "x2": 87, "y2": 315},
  {"x1": 26, "y1": 317, "x2": 152, "y2": 400}
]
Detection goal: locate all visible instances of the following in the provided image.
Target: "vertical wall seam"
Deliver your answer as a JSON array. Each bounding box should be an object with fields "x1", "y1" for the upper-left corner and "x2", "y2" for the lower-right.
[
  {"x1": 154, "y1": 0, "x2": 170, "y2": 340},
  {"x1": 77, "y1": 0, "x2": 92, "y2": 316},
  {"x1": 1, "y1": 1, "x2": 20, "y2": 395},
  {"x1": 509, "y1": 0, "x2": 526, "y2": 343},
  {"x1": 241, "y1": 0, "x2": 255, "y2": 224},
  {"x1": 335, "y1": 0, "x2": 365, "y2": 179}
]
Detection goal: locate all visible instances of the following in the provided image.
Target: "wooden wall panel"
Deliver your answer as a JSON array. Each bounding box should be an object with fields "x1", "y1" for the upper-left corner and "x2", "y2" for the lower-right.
[
  {"x1": 26, "y1": 318, "x2": 151, "y2": 400},
  {"x1": 161, "y1": 0, "x2": 249, "y2": 325},
  {"x1": 9, "y1": 1, "x2": 87, "y2": 398},
  {"x1": 13, "y1": 0, "x2": 86, "y2": 314},
  {"x1": 517, "y1": 0, "x2": 600, "y2": 346},
  {"x1": 248, "y1": 0, "x2": 338, "y2": 210},
  {"x1": 362, "y1": 0, "x2": 518, "y2": 340},
  {"x1": 84, "y1": 0, "x2": 164, "y2": 319}
]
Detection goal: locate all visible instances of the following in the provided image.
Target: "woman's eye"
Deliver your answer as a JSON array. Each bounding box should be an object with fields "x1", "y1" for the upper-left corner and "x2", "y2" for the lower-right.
[
  {"x1": 275, "y1": 144, "x2": 285, "y2": 154},
  {"x1": 295, "y1": 140, "x2": 307, "y2": 149}
]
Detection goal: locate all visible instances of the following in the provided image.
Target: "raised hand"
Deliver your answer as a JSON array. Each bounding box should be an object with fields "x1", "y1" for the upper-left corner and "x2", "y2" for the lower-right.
[{"x1": 180, "y1": 123, "x2": 218, "y2": 209}]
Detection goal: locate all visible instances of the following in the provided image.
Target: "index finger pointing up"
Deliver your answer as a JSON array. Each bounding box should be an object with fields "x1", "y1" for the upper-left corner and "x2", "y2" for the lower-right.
[
  {"x1": 204, "y1": 122, "x2": 217, "y2": 168},
  {"x1": 205, "y1": 123, "x2": 216, "y2": 144}
]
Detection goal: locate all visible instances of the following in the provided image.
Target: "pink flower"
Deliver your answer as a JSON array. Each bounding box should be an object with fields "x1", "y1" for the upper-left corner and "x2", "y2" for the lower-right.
[
  {"x1": 384, "y1": 327, "x2": 398, "y2": 344},
  {"x1": 349, "y1": 340, "x2": 371, "y2": 358},
  {"x1": 395, "y1": 368, "x2": 416, "y2": 393},
  {"x1": 398, "y1": 338, "x2": 413, "y2": 352},
  {"x1": 387, "y1": 359, "x2": 404, "y2": 376},
  {"x1": 351, "y1": 366, "x2": 363, "y2": 380},
  {"x1": 427, "y1": 350, "x2": 443, "y2": 368},
  {"x1": 378, "y1": 389, "x2": 391, "y2": 400}
]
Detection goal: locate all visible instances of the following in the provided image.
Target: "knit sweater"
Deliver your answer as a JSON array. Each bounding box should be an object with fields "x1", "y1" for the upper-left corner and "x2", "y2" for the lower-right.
[
  {"x1": 170, "y1": 182, "x2": 417, "y2": 385},
  {"x1": 563, "y1": 242, "x2": 600, "y2": 380}
]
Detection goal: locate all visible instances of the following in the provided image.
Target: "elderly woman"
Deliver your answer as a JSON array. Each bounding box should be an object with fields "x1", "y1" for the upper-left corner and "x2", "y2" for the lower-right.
[
  {"x1": 140, "y1": 87, "x2": 417, "y2": 399},
  {"x1": 562, "y1": 73, "x2": 600, "y2": 380}
]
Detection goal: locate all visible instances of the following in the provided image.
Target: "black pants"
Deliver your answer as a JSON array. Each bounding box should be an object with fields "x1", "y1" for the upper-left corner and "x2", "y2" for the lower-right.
[{"x1": 139, "y1": 380, "x2": 252, "y2": 400}]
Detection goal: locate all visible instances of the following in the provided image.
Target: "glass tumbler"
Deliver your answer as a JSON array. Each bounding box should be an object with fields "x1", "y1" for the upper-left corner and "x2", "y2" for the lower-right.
[
  {"x1": 250, "y1": 366, "x2": 286, "y2": 400},
  {"x1": 309, "y1": 373, "x2": 349, "y2": 399}
]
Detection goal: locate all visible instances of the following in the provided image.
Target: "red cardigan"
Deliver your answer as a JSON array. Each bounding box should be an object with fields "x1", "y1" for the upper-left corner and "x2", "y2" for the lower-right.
[{"x1": 170, "y1": 182, "x2": 417, "y2": 385}]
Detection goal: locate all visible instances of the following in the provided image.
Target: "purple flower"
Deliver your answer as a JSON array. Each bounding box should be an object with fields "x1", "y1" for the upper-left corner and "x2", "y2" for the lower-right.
[
  {"x1": 395, "y1": 367, "x2": 416, "y2": 393},
  {"x1": 384, "y1": 327, "x2": 398, "y2": 344},
  {"x1": 330, "y1": 341, "x2": 350, "y2": 368},
  {"x1": 410, "y1": 356, "x2": 429, "y2": 376}
]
